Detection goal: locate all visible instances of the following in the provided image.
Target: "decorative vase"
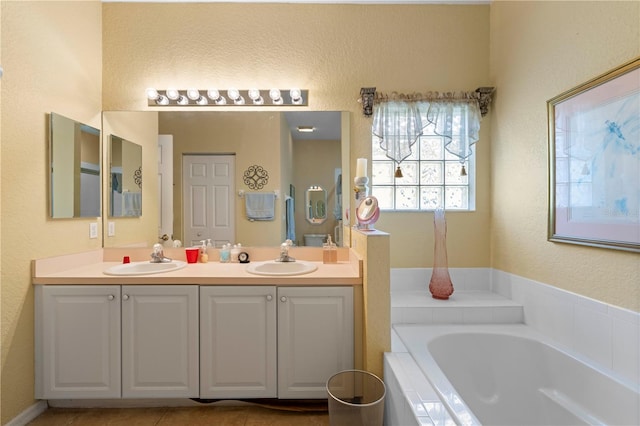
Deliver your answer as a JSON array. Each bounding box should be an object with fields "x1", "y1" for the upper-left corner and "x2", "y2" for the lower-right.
[{"x1": 429, "y1": 208, "x2": 454, "y2": 300}]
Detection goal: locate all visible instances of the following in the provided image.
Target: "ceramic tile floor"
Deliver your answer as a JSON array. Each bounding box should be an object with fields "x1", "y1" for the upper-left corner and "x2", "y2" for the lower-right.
[{"x1": 27, "y1": 404, "x2": 329, "y2": 425}]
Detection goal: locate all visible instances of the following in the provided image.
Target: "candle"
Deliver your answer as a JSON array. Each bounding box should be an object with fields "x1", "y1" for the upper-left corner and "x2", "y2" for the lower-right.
[{"x1": 356, "y1": 158, "x2": 367, "y2": 178}]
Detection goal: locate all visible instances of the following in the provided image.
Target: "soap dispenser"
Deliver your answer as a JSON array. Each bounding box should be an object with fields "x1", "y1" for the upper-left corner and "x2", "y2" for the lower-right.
[
  {"x1": 220, "y1": 244, "x2": 230, "y2": 263},
  {"x1": 231, "y1": 244, "x2": 241, "y2": 263},
  {"x1": 199, "y1": 240, "x2": 209, "y2": 263},
  {"x1": 323, "y1": 234, "x2": 338, "y2": 264}
]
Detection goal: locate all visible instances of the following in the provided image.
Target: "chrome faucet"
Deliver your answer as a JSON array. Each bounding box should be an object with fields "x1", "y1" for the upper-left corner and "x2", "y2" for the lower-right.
[
  {"x1": 150, "y1": 243, "x2": 172, "y2": 263},
  {"x1": 277, "y1": 239, "x2": 295, "y2": 262}
]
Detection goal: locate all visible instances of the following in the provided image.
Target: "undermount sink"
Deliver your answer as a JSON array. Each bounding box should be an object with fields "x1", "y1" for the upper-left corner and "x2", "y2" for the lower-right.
[
  {"x1": 103, "y1": 260, "x2": 188, "y2": 276},
  {"x1": 245, "y1": 260, "x2": 318, "y2": 276}
]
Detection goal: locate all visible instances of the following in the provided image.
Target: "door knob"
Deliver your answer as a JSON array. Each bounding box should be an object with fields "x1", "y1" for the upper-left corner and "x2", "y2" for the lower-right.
[
  {"x1": 266, "y1": 295, "x2": 273, "y2": 301},
  {"x1": 280, "y1": 296, "x2": 287, "y2": 302},
  {"x1": 122, "y1": 294, "x2": 130, "y2": 301}
]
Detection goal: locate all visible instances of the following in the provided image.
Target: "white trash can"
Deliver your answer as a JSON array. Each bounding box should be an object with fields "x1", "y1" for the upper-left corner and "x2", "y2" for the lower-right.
[{"x1": 326, "y1": 370, "x2": 386, "y2": 426}]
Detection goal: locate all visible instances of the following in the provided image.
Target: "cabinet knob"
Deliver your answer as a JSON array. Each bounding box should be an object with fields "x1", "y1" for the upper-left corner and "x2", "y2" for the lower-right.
[
  {"x1": 122, "y1": 294, "x2": 130, "y2": 301},
  {"x1": 107, "y1": 294, "x2": 115, "y2": 301},
  {"x1": 266, "y1": 295, "x2": 273, "y2": 301},
  {"x1": 280, "y1": 296, "x2": 287, "y2": 302}
]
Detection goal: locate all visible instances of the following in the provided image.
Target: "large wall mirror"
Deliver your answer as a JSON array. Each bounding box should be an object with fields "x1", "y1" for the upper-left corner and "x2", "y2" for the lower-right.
[
  {"x1": 109, "y1": 135, "x2": 142, "y2": 217},
  {"x1": 49, "y1": 112, "x2": 101, "y2": 218},
  {"x1": 101, "y1": 110, "x2": 349, "y2": 248}
]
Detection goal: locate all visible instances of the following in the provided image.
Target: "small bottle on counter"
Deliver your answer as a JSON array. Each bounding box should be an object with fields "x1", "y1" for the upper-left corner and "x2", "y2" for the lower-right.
[
  {"x1": 231, "y1": 244, "x2": 241, "y2": 262},
  {"x1": 323, "y1": 235, "x2": 338, "y2": 264},
  {"x1": 220, "y1": 244, "x2": 231, "y2": 263},
  {"x1": 199, "y1": 240, "x2": 209, "y2": 263}
]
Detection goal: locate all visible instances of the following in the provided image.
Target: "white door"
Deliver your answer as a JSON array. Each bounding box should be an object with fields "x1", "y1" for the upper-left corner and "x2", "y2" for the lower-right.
[
  {"x1": 36, "y1": 285, "x2": 121, "y2": 399},
  {"x1": 158, "y1": 135, "x2": 174, "y2": 241},
  {"x1": 200, "y1": 286, "x2": 277, "y2": 398},
  {"x1": 277, "y1": 287, "x2": 354, "y2": 399},
  {"x1": 183, "y1": 155, "x2": 235, "y2": 247},
  {"x1": 121, "y1": 285, "x2": 199, "y2": 398}
]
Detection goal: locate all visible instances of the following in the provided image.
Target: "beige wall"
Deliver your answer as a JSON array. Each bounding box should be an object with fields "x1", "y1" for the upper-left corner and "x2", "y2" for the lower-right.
[
  {"x1": 490, "y1": 1, "x2": 640, "y2": 311},
  {"x1": 0, "y1": 1, "x2": 102, "y2": 423}
]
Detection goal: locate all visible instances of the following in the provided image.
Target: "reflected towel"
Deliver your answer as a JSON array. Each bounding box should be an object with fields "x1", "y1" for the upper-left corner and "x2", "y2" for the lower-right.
[
  {"x1": 245, "y1": 192, "x2": 276, "y2": 221},
  {"x1": 123, "y1": 192, "x2": 142, "y2": 216},
  {"x1": 286, "y1": 196, "x2": 295, "y2": 240}
]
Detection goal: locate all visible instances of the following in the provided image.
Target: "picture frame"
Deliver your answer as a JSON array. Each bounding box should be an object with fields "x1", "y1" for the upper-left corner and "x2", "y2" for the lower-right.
[{"x1": 547, "y1": 57, "x2": 640, "y2": 253}]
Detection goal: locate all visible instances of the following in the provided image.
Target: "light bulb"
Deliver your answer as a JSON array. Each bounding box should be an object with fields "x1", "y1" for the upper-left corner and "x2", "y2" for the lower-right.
[
  {"x1": 145, "y1": 88, "x2": 159, "y2": 100},
  {"x1": 227, "y1": 88, "x2": 240, "y2": 100},
  {"x1": 156, "y1": 95, "x2": 169, "y2": 106},
  {"x1": 290, "y1": 88, "x2": 302, "y2": 104},
  {"x1": 166, "y1": 88, "x2": 180, "y2": 100},
  {"x1": 207, "y1": 89, "x2": 220, "y2": 100},
  {"x1": 177, "y1": 95, "x2": 189, "y2": 105},
  {"x1": 269, "y1": 88, "x2": 283, "y2": 105},
  {"x1": 196, "y1": 96, "x2": 208, "y2": 105},
  {"x1": 187, "y1": 88, "x2": 200, "y2": 100},
  {"x1": 248, "y1": 89, "x2": 264, "y2": 105}
]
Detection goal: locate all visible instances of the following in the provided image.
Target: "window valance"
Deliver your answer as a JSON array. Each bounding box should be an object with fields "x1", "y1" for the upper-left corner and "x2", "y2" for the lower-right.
[{"x1": 368, "y1": 89, "x2": 494, "y2": 175}]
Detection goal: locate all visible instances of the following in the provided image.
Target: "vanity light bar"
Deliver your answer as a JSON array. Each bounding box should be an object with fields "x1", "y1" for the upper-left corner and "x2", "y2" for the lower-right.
[{"x1": 146, "y1": 88, "x2": 308, "y2": 107}]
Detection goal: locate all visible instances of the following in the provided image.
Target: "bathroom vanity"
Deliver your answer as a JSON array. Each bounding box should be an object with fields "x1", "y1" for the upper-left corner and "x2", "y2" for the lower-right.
[{"x1": 32, "y1": 248, "x2": 361, "y2": 402}]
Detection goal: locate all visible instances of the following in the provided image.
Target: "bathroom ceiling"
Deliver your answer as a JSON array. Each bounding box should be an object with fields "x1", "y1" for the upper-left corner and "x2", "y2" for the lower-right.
[
  {"x1": 284, "y1": 111, "x2": 342, "y2": 141},
  {"x1": 104, "y1": 0, "x2": 489, "y2": 3}
]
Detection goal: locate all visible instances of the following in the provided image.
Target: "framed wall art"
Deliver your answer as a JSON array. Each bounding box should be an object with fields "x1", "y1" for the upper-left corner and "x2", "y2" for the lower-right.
[{"x1": 547, "y1": 57, "x2": 640, "y2": 253}]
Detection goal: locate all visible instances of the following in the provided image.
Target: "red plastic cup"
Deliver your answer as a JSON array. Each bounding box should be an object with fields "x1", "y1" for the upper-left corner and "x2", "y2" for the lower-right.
[
  {"x1": 185, "y1": 248, "x2": 199, "y2": 264},
  {"x1": 123, "y1": 256, "x2": 130, "y2": 264}
]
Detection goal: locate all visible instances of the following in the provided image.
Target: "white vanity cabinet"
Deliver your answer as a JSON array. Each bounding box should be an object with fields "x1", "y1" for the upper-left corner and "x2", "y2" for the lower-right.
[
  {"x1": 200, "y1": 286, "x2": 277, "y2": 398},
  {"x1": 35, "y1": 285, "x2": 122, "y2": 399},
  {"x1": 36, "y1": 283, "x2": 354, "y2": 401},
  {"x1": 35, "y1": 285, "x2": 199, "y2": 399},
  {"x1": 121, "y1": 285, "x2": 199, "y2": 398},
  {"x1": 277, "y1": 286, "x2": 354, "y2": 399}
]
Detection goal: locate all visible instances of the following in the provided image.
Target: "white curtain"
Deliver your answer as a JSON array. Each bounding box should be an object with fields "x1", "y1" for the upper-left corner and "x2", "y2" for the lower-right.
[
  {"x1": 372, "y1": 101, "x2": 424, "y2": 165},
  {"x1": 426, "y1": 100, "x2": 481, "y2": 163},
  {"x1": 372, "y1": 97, "x2": 482, "y2": 166}
]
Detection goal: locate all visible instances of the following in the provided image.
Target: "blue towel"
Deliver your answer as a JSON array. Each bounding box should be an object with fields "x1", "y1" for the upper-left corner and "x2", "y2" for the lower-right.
[
  {"x1": 245, "y1": 192, "x2": 276, "y2": 221},
  {"x1": 286, "y1": 196, "x2": 295, "y2": 240}
]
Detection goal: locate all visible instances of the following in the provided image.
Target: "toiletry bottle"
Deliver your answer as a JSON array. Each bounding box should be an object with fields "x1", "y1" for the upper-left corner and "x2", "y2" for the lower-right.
[
  {"x1": 220, "y1": 244, "x2": 230, "y2": 263},
  {"x1": 231, "y1": 244, "x2": 240, "y2": 262},
  {"x1": 323, "y1": 235, "x2": 337, "y2": 264},
  {"x1": 199, "y1": 240, "x2": 209, "y2": 263}
]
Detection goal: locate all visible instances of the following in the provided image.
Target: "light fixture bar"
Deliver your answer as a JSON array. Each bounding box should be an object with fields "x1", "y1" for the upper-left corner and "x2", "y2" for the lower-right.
[{"x1": 146, "y1": 89, "x2": 308, "y2": 107}]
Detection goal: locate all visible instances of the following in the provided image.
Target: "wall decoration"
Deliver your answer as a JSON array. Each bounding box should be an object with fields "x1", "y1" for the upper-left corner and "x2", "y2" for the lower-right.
[
  {"x1": 134, "y1": 166, "x2": 142, "y2": 189},
  {"x1": 243, "y1": 165, "x2": 269, "y2": 190},
  {"x1": 547, "y1": 57, "x2": 639, "y2": 252}
]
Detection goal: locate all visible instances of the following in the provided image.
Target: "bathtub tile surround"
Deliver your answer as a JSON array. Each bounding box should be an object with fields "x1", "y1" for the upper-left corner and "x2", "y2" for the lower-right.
[
  {"x1": 387, "y1": 268, "x2": 640, "y2": 426},
  {"x1": 494, "y1": 269, "x2": 640, "y2": 386},
  {"x1": 391, "y1": 268, "x2": 524, "y2": 325}
]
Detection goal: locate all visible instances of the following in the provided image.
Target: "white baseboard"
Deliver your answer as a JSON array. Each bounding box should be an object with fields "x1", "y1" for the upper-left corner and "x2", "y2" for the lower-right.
[{"x1": 6, "y1": 401, "x2": 48, "y2": 426}]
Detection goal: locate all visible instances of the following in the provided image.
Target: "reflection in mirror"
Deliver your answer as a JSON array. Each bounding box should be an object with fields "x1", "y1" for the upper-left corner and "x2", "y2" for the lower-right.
[
  {"x1": 306, "y1": 186, "x2": 327, "y2": 224},
  {"x1": 109, "y1": 135, "x2": 142, "y2": 217},
  {"x1": 101, "y1": 111, "x2": 349, "y2": 248},
  {"x1": 49, "y1": 112, "x2": 101, "y2": 218}
]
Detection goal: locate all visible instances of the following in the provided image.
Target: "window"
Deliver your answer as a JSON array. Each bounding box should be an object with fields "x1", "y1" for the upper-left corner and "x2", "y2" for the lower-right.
[{"x1": 371, "y1": 107, "x2": 476, "y2": 211}]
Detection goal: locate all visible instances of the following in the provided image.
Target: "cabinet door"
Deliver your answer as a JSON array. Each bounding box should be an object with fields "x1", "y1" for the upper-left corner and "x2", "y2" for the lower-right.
[
  {"x1": 278, "y1": 287, "x2": 354, "y2": 399},
  {"x1": 200, "y1": 286, "x2": 277, "y2": 398},
  {"x1": 121, "y1": 285, "x2": 199, "y2": 398},
  {"x1": 36, "y1": 285, "x2": 121, "y2": 399}
]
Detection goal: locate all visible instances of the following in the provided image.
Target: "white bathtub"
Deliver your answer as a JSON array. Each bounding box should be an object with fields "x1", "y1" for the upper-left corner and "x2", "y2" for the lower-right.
[{"x1": 393, "y1": 324, "x2": 640, "y2": 426}]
